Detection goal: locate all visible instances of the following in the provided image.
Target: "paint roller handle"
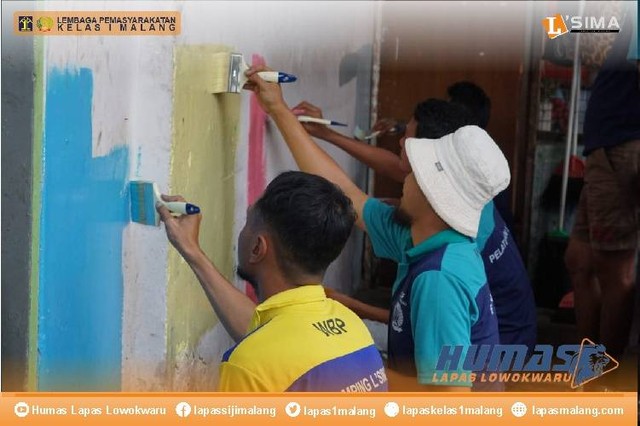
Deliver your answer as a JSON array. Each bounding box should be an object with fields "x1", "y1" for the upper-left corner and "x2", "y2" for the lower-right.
[
  {"x1": 164, "y1": 201, "x2": 201, "y2": 215},
  {"x1": 257, "y1": 71, "x2": 297, "y2": 84}
]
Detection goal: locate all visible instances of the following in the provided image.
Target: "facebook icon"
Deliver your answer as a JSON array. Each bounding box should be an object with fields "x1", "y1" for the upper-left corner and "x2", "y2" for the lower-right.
[{"x1": 175, "y1": 402, "x2": 192, "y2": 418}]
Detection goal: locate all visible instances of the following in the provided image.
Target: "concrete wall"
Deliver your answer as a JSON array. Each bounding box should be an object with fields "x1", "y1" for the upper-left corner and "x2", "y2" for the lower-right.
[
  {"x1": 1, "y1": 0, "x2": 35, "y2": 392},
  {"x1": 2, "y1": 0, "x2": 376, "y2": 391}
]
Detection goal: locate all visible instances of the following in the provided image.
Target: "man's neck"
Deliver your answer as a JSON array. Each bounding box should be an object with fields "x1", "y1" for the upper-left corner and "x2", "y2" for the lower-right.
[
  {"x1": 410, "y1": 216, "x2": 449, "y2": 248},
  {"x1": 257, "y1": 271, "x2": 324, "y2": 302}
]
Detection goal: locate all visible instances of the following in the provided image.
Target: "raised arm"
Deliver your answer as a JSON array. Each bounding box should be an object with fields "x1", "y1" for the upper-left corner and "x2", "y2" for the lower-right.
[
  {"x1": 157, "y1": 196, "x2": 255, "y2": 342},
  {"x1": 292, "y1": 102, "x2": 407, "y2": 183},
  {"x1": 247, "y1": 68, "x2": 369, "y2": 230}
]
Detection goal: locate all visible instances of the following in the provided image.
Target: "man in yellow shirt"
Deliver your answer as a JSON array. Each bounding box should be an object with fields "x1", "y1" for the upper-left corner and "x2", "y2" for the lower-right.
[{"x1": 157, "y1": 171, "x2": 387, "y2": 392}]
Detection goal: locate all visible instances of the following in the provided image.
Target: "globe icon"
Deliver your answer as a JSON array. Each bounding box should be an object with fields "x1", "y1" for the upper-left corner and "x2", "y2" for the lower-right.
[
  {"x1": 511, "y1": 401, "x2": 527, "y2": 418},
  {"x1": 384, "y1": 402, "x2": 400, "y2": 418}
]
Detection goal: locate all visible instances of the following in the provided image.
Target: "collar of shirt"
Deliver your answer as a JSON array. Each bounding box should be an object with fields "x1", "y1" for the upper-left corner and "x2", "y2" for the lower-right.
[
  {"x1": 250, "y1": 284, "x2": 326, "y2": 330},
  {"x1": 406, "y1": 229, "x2": 471, "y2": 263}
]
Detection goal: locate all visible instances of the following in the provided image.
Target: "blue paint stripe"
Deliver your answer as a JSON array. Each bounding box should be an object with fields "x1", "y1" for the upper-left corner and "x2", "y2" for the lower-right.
[
  {"x1": 38, "y1": 68, "x2": 128, "y2": 391},
  {"x1": 144, "y1": 182, "x2": 156, "y2": 225}
]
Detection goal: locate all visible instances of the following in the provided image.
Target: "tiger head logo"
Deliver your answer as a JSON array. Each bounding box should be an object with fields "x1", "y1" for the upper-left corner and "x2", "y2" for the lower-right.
[{"x1": 570, "y1": 340, "x2": 619, "y2": 388}]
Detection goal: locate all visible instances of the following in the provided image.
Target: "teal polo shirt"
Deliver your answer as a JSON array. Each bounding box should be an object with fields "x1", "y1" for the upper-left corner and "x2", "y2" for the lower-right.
[{"x1": 363, "y1": 198, "x2": 500, "y2": 388}]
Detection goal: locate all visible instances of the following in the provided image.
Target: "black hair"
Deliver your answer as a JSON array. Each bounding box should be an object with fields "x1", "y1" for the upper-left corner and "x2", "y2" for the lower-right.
[
  {"x1": 254, "y1": 171, "x2": 356, "y2": 276},
  {"x1": 413, "y1": 98, "x2": 476, "y2": 139},
  {"x1": 447, "y1": 81, "x2": 491, "y2": 129}
]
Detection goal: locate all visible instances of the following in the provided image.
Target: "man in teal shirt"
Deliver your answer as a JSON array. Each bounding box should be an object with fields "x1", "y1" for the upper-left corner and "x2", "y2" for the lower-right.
[
  {"x1": 364, "y1": 196, "x2": 498, "y2": 389},
  {"x1": 247, "y1": 66, "x2": 510, "y2": 391},
  {"x1": 295, "y1": 98, "x2": 536, "y2": 354}
]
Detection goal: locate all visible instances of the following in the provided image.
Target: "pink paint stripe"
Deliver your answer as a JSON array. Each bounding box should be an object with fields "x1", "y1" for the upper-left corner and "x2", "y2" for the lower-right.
[
  {"x1": 245, "y1": 54, "x2": 267, "y2": 303},
  {"x1": 247, "y1": 54, "x2": 267, "y2": 206}
]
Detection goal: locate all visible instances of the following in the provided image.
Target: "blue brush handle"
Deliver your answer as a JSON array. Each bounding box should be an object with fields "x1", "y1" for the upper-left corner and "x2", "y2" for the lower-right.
[
  {"x1": 278, "y1": 72, "x2": 297, "y2": 83},
  {"x1": 258, "y1": 71, "x2": 297, "y2": 84},
  {"x1": 184, "y1": 203, "x2": 201, "y2": 214},
  {"x1": 165, "y1": 201, "x2": 201, "y2": 215}
]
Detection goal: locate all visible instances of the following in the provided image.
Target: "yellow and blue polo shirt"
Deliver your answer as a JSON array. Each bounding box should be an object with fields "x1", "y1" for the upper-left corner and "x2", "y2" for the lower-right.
[{"x1": 217, "y1": 285, "x2": 388, "y2": 392}]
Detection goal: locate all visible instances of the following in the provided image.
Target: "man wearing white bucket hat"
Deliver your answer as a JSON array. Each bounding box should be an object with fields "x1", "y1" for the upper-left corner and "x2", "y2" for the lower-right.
[
  {"x1": 403, "y1": 126, "x2": 510, "y2": 237},
  {"x1": 294, "y1": 99, "x2": 537, "y2": 358},
  {"x1": 248, "y1": 66, "x2": 510, "y2": 391}
]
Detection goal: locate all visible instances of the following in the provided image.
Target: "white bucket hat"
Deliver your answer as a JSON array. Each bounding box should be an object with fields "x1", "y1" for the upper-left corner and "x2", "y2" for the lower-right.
[{"x1": 404, "y1": 125, "x2": 510, "y2": 238}]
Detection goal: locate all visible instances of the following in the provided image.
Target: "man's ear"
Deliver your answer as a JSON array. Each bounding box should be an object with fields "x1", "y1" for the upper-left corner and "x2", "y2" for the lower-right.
[{"x1": 249, "y1": 234, "x2": 268, "y2": 264}]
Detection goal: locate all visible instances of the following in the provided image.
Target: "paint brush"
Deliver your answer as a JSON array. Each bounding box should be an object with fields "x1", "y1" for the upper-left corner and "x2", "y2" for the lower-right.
[
  {"x1": 208, "y1": 52, "x2": 297, "y2": 94},
  {"x1": 353, "y1": 126, "x2": 367, "y2": 140},
  {"x1": 364, "y1": 130, "x2": 381, "y2": 140},
  {"x1": 130, "y1": 181, "x2": 200, "y2": 226},
  {"x1": 297, "y1": 115, "x2": 348, "y2": 127},
  {"x1": 364, "y1": 122, "x2": 406, "y2": 140}
]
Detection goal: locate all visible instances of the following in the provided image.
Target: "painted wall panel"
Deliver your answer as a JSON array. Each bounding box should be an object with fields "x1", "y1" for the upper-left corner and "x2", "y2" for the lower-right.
[
  {"x1": 38, "y1": 68, "x2": 128, "y2": 390},
  {"x1": 42, "y1": 6, "x2": 175, "y2": 390},
  {"x1": 119, "y1": 36, "x2": 174, "y2": 392},
  {"x1": 35, "y1": 1, "x2": 178, "y2": 391},
  {"x1": 167, "y1": 45, "x2": 241, "y2": 390}
]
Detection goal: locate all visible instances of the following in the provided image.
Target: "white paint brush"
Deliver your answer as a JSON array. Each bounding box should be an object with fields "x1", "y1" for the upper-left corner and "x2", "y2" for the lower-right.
[
  {"x1": 297, "y1": 115, "x2": 347, "y2": 127},
  {"x1": 130, "y1": 181, "x2": 200, "y2": 226},
  {"x1": 208, "y1": 52, "x2": 297, "y2": 94}
]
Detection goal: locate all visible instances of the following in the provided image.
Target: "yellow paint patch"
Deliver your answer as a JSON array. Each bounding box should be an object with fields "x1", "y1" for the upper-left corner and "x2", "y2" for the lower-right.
[{"x1": 167, "y1": 45, "x2": 240, "y2": 390}]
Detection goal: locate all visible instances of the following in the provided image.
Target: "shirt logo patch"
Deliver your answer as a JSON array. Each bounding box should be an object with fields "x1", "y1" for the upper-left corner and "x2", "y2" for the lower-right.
[
  {"x1": 312, "y1": 318, "x2": 348, "y2": 336},
  {"x1": 489, "y1": 293, "x2": 495, "y2": 316},
  {"x1": 435, "y1": 162, "x2": 444, "y2": 172},
  {"x1": 391, "y1": 291, "x2": 407, "y2": 333}
]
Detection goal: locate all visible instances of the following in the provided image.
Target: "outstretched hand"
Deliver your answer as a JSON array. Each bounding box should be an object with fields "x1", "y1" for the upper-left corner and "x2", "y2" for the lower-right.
[
  {"x1": 370, "y1": 118, "x2": 405, "y2": 137},
  {"x1": 245, "y1": 65, "x2": 288, "y2": 115},
  {"x1": 157, "y1": 194, "x2": 202, "y2": 260},
  {"x1": 291, "y1": 101, "x2": 332, "y2": 139}
]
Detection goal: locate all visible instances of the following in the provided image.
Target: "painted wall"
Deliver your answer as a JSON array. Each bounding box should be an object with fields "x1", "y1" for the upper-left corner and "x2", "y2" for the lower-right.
[
  {"x1": 8, "y1": 0, "x2": 376, "y2": 391},
  {"x1": 168, "y1": 44, "x2": 241, "y2": 390},
  {"x1": 39, "y1": 69, "x2": 129, "y2": 390}
]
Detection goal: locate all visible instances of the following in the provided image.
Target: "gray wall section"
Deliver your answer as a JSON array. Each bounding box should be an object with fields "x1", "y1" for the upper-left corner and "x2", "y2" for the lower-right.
[
  {"x1": 2, "y1": 3, "x2": 35, "y2": 391},
  {"x1": 338, "y1": 44, "x2": 373, "y2": 295}
]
